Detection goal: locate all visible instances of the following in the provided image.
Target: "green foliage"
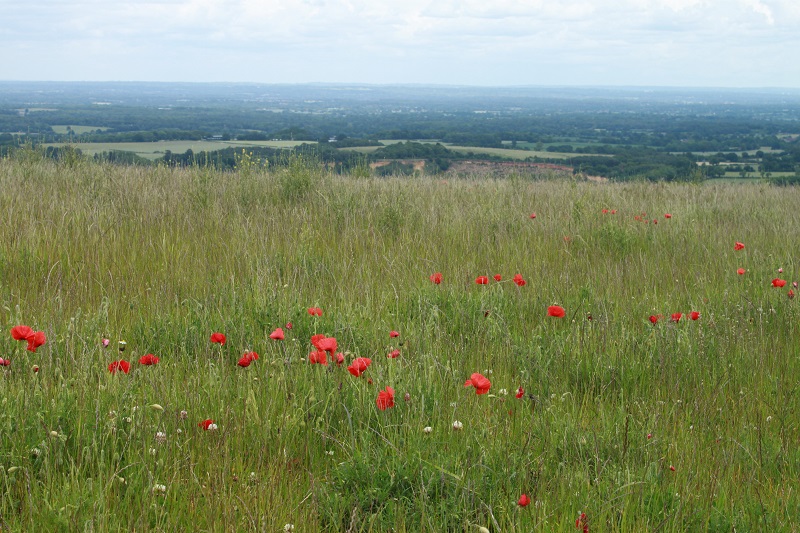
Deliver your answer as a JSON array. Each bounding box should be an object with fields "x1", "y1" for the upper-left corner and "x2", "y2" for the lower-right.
[{"x1": 278, "y1": 152, "x2": 321, "y2": 201}]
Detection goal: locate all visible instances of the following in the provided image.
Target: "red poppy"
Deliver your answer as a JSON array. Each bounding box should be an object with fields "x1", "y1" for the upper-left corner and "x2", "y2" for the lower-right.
[
  {"x1": 529, "y1": 213, "x2": 537, "y2": 219},
  {"x1": 108, "y1": 360, "x2": 130, "y2": 374},
  {"x1": 285, "y1": 322, "x2": 293, "y2": 330},
  {"x1": 547, "y1": 305, "x2": 565, "y2": 318},
  {"x1": 464, "y1": 372, "x2": 491, "y2": 395},
  {"x1": 318, "y1": 337, "x2": 338, "y2": 353},
  {"x1": 334, "y1": 352, "x2": 345, "y2": 366},
  {"x1": 310, "y1": 333, "x2": 325, "y2": 350},
  {"x1": 493, "y1": 274, "x2": 502, "y2": 282},
  {"x1": 389, "y1": 330, "x2": 400, "y2": 338},
  {"x1": 737, "y1": 268, "x2": 746, "y2": 275},
  {"x1": 649, "y1": 314, "x2": 662, "y2": 324},
  {"x1": 139, "y1": 354, "x2": 159, "y2": 365},
  {"x1": 611, "y1": 210, "x2": 616, "y2": 214},
  {"x1": 0, "y1": 358, "x2": 10, "y2": 367},
  {"x1": 602, "y1": 209, "x2": 608, "y2": 214},
  {"x1": 26, "y1": 331, "x2": 46, "y2": 352},
  {"x1": 652, "y1": 219, "x2": 657, "y2": 224},
  {"x1": 513, "y1": 274, "x2": 526, "y2": 287},
  {"x1": 563, "y1": 236, "x2": 571, "y2": 242},
  {"x1": 634, "y1": 215, "x2": 641, "y2": 221},
  {"x1": 347, "y1": 357, "x2": 372, "y2": 377},
  {"x1": 10, "y1": 325, "x2": 34, "y2": 341},
  {"x1": 664, "y1": 213, "x2": 672, "y2": 219},
  {"x1": 689, "y1": 311, "x2": 700, "y2": 321},
  {"x1": 376, "y1": 386, "x2": 395, "y2": 411},
  {"x1": 788, "y1": 289, "x2": 795, "y2": 300},
  {"x1": 576, "y1": 512, "x2": 589, "y2": 533},
  {"x1": 210, "y1": 332, "x2": 226, "y2": 345},
  {"x1": 734, "y1": 242, "x2": 745, "y2": 251},
  {"x1": 475, "y1": 276, "x2": 489, "y2": 285},
  {"x1": 772, "y1": 278, "x2": 787, "y2": 288},
  {"x1": 515, "y1": 387, "x2": 524, "y2": 399},
  {"x1": 518, "y1": 494, "x2": 531, "y2": 507},
  {"x1": 269, "y1": 328, "x2": 285, "y2": 340},
  {"x1": 308, "y1": 350, "x2": 328, "y2": 365},
  {"x1": 307, "y1": 307, "x2": 323, "y2": 316},
  {"x1": 671, "y1": 312, "x2": 682, "y2": 322},
  {"x1": 238, "y1": 351, "x2": 259, "y2": 367},
  {"x1": 198, "y1": 419, "x2": 215, "y2": 430},
  {"x1": 429, "y1": 272, "x2": 443, "y2": 284},
  {"x1": 387, "y1": 349, "x2": 400, "y2": 359}
]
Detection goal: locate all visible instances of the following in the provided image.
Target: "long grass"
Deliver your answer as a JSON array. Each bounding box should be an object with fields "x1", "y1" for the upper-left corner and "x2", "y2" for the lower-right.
[{"x1": 1, "y1": 155, "x2": 799, "y2": 531}]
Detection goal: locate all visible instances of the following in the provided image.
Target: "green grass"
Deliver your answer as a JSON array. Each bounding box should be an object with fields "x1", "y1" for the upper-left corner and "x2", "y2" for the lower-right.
[
  {"x1": 341, "y1": 140, "x2": 576, "y2": 160},
  {"x1": 51, "y1": 125, "x2": 110, "y2": 134},
  {"x1": 41, "y1": 140, "x2": 316, "y2": 160},
  {"x1": 1, "y1": 154, "x2": 800, "y2": 531}
]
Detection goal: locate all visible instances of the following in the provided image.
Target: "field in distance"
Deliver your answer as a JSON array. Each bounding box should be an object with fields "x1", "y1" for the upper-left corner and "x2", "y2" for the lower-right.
[
  {"x1": 342, "y1": 140, "x2": 577, "y2": 160},
  {"x1": 42, "y1": 139, "x2": 316, "y2": 159}
]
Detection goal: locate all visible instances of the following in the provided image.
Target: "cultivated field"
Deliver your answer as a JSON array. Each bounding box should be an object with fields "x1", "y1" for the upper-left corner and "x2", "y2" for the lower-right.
[
  {"x1": 1, "y1": 154, "x2": 799, "y2": 531},
  {"x1": 42, "y1": 140, "x2": 316, "y2": 160},
  {"x1": 343, "y1": 140, "x2": 576, "y2": 160}
]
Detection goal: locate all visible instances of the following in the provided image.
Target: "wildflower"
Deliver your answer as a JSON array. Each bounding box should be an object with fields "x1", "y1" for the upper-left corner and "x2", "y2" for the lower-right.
[
  {"x1": 0, "y1": 358, "x2": 9, "y2": 367},
  {"x1": 689, "y1": 311, "x2": 700, "y2": 321},
  {"x1": 464, "y1": 373, "x2": 491, "y2": 395},
  {"x1": 376, "y1": 386, "x2": 395, "y2": 411},
  {"x1": 307, "y1": 307, "x2": 323, "y2": 316},
  {"x1": 516, "y1": 387, "x2": 524, "y2": 399},
  {"x1": 429, "y1": 272, "x2": 443, "y2": 284},
  {"x1": 671, "y1": 312, "x2": 682, "y2": 322},
  {"x1": 283, "y1": 525, "x2": 295, "y2": 533},
  {"x1": 734, "y1": 242, "x2": 745, "y2": 251},
  {"x1": 389, "y1": 330, "x2": 400, "y2": 338},
  {"x1": 308, "y1": 350, "x2": 328, "y2": 365},
  {"x1": 772, "y1": 278, "x2": 787, "y2": 288},
  {"x1": 778, "y1": 268, "x2": 783, "y2": 273},
  {"x1": 285, "y1": 322, "x2": 293, "y2": 330},
  {"x1": 789, "y1": 289, "x2": 795, "y2": 300},
  {"x1": 12, "y1": 327, "x2": 46, "y2": 353},
  {"x1": 513, "y1": 274, "x2": 526, "y2": 287},
  {"x1": 404, "y1": 392, "x2": 411, "y2": 402},
  {"x1": 310, "y1": 334, "x2": 326, "y2": 350},
  {"x1": 118, "y1": 340, "x2": 127, "y2": 352},
  {"x1": 210, "y1": 332, "x2": 226, "y2": 345},
  {"x1": 548, "y1": 305, "x2": 566, "y2": 318},
  {"x1": 269, "y1": 328, "x2": 285, "y2": 340},
  {"x1": 669, "y1": 465, "x2": 676, "y2": 472},
  {"x1": 452, "y1": 420, "x2": 463, "y2": 430},
  {"x1": 155, "y1": 431, "x2": 167, "y2": 444},
  {"x1": 475, "y1": 276, "x2": 489, "y2": 285},
  {"x1": 423, "y1": 426, "x2": 433, "y2": 434},
  {"x1": 576, "y1": 512, "x2": 589, "y2": 533},
  {"x1": 238, "y1": 352, "x2": 259, "y2": 367},
  {"x1": 347, "y1": 357, "x2": 372, "y2": 377},
  {"x1": 493, "y1": 274, "x2": 502, "y2": 281},
  {"x1": 10, "y1": 325, "x2": 33, "y2": 341},
  {"x1": 611, "y1": 210, "x2": 616, "y2": 214},
  {"x1": 529, "y1": 213, "x2": 537, "y2": 219},
  {"x1": 32, "y1": 364, "x2": 39, "y2": 373},
  {"x1": 664, "y1": 213, "x2": 672, "y2": 219},
  {"x1": 152, "y1": 484, "x2": 167, "y2": 494},
  {"x1": 102, "y1": 338, "x2": 110, "y2": 347},
  {"x1": 518, "y1": 494, "x2": 531, "y2": 507},
  {"x1": 387, "y1": 349, "x2": 400, "y2": 359},
  {"x1": 179, "y1": 410, "x2": 188, "y2": 420},
  {"x1": 498, "y1": 388, "x2": 508, "y2": 396},
  {"x1": 139, "y1": 354, "x2": 159, "y2": 365},
  {"x1": 602, "y1": 209, "x2": 608, "y2": 214},
  {"x1": 647, "y1": 433, "x2": 652, "y2": 439},
  {"x1": 198, "y1": 419, "x2": 215, "y2": 430},
  {"x1": 737, "y1": 268, "x2": 746, "y2": 275},
  {"x1": 649, "y1": 315, "x2": 660, "y2": 324},
  {"x1": 334, "y1": 352, "x2": 345, "y2": 366},
  {"x1": 108, "y1": 360, "x2": 131, "y2": 374},
  {"x1": 317, "y1": 337, "x2": 337, "y2": 353}
]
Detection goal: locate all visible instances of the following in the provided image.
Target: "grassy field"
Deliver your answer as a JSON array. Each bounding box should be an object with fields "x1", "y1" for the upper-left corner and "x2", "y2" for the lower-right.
[
  {"x1": 51, "y1": 125, "x2": 110, "y2": 134},
  {"x1": 42, "y1": 140, "x2": 316, "y2": 160},
  {"x1": 1, "y1": 154, "x2": 800, "y2": 531},
  {"x1": 342, "y1": 141, "x2": 576, "y2": 160}
]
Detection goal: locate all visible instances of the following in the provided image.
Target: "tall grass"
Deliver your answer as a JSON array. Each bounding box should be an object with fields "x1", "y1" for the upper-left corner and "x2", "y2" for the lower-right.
[{"x1": 1, "y1": 155, "x2": 799, "y2": 531}]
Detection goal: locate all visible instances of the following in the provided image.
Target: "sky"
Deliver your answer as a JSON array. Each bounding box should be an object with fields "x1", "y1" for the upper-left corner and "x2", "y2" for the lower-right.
[{"x1": 2, "y1": 0, "x2": 799, "y2": 87}]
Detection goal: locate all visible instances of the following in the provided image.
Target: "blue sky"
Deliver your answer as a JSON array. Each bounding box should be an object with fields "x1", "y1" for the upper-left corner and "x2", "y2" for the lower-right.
[{"x1": 3, "y1": 0, "x2": 799, "y2": 87}]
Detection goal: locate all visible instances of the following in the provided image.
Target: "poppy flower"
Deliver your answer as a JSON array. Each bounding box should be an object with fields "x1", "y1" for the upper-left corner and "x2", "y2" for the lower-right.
[
  {"x1": 387, "y1": 349, "x2": 400, "y2": 359},
  {"x1": 671, "y1": 312, "x2": 682, "y2": 322},
  {"x1": 429, "y1": 272, "x2": 443, "y2": 284},
  {"x1": 513, "y1": 274, "x2": 526, "y2": 287},
  {"x1": 285, "y1": 322, "x2": 293, "y2": 330},
  {"x1": 772, "y1": 278, "x2": 787, "y2": 288},
  {"x1": 664, "y1": 213, "x2": 672, "y2": 219},
  {"x1": 108, "y1": 360, "x2": 130, "y2": 374},
  {"x1": 102, "y1": 338, "x2": 110, "y2": 347},
  {"x1": 10, "y1": 325, "x2": 34, "y2": 341},
  {"x1": 734, "y1": 242, "x2": 745, "y2": 251},
  {"x1": 307, "y1": 307, "x2": 323, "y2": 316},
  {"x1": 689, "y1": 311, "x2": 700, "y2": 321},
  {"x1": 576, "y1": 512, "x2": 589, "y2": 533},
  {"x1": 602, "y1": 209, "x2": 608, "y2": 214},
  {"x1": 649, "y1": 314, "x2": 661, "y2": 324},
  {"x1": 0, "y1": 358, "x2": 10, "y2": 367},
  {"x1": 464, "y1": 372, "x2": 491, "y2": 395},
  {"x1": 516, "y1": 387, "x2": 524, "y2": 399},
  {"x1": 308, "y1": 350, "x2": 328, "y2": 365},
  {"x1": 238, "y1": 351, "x2": 258, "y2": 367},
  {"x1": 310, "y1": 333, "x2": 326, "y2": 350},
  {"x1": 317, "y1": 337, "x2": 337, "y2": 353},
  {"x1": 475, "y1": 276, "x2": 489, "y2": 285},
  {"x1": 788, "y1": 289, "x2": 795, "y2": 300},
  {"x1": 210, "y1": 332, "x2": 226, "y2": 345},
  {"x1": 518, "y1": 494, "x2": 531, "y2": 507},
  {"x1": 269, "y1": 328, "x2": 285, "y2": 340},
  {"x1": 547, "y1": 305, "x2": 566, "y2": 318},
  {"x1": 737, "y1": 268, "x2": 746, "y2": 275},
  {"x1": 334, "y1": 352, "x2": 345, "y2": 366},
  {"x1": 198, "y1": 419, "x2": 215, "y2": 430},
  {"x1": 376, "y1": 386, "x2": 395, "y2": 411},
  {"x1": 529, "y1": 213, "x2": 537, "y2": 219},
  {"x1": 347, "y1": 357, "x2": 372, "y2": 377},
  {"x1": 139, "y1": 354, "x2": 159, "y2": 365},
  {"x1": 778, "y1": 268, "x2": 783, "y2": 273},
  {"x1": 563, "y1": 236, "x2": 571, "y2": 242},
  {"x1": 26, "y1": 331, "x2": 46, "y2": 352},
  {"x1": 493, "y1": 274, "x2": 502, "y2": 282},
  {"x1": 389, "y1": 330, "x2": 400, "y2": 338}
]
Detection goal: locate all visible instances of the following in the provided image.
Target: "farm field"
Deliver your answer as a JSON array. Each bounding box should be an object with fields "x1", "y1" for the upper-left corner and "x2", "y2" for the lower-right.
[
  {"x1": 51, "y1": 125, "x2": 110, "y2": 134},
  {"x1": 41, "y1": 139, "x2": 316, "y2": 159},
  {"x1": 342, "y1": 141, "x2": 576, "y2": 160},
  {"x1": 1, "y1": 154, "x2": 800, "y2": 531}
]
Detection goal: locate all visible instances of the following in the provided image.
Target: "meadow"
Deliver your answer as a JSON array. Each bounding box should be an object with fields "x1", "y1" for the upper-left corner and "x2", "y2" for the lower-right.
[
  {"x1": 1, "y1": 153, "x2": 799, "y2": 531},
  {"x1": 342, "y1": 141, "x2": 576, "y2": 160},
  {"x1": 41, "y1": 140, "x2": 316, "y2": 160}
]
